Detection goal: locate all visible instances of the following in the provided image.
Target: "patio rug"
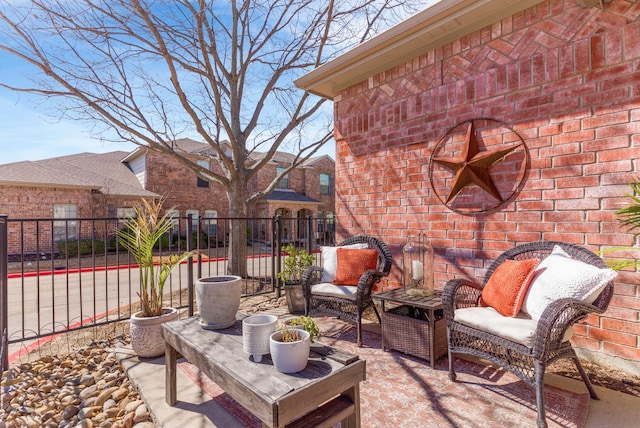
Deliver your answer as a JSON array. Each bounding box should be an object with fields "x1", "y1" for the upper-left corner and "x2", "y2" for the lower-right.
[{"x1": 178, "y1": 316, "x2": 590, "y2": 428}]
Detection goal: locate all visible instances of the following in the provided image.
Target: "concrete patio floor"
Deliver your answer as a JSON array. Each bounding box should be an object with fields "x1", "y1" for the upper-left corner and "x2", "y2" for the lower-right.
[{"x1": 116, "y1": 312, "x2": 640, "y2": 428}]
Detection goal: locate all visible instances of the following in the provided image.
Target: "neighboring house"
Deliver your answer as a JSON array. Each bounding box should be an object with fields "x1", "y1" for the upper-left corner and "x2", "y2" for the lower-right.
[
  {"x1": 296, "y1": 0, "x2": 640, "y2": 373},
  {"x1": 0, "y1": 138, "x2": 335, "y2": 253}
]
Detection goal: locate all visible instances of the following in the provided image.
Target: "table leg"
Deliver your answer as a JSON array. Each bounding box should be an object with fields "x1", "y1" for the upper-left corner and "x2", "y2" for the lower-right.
[
  {"x1": 165, "y1": 342, "x2": 177, "y2": 405},
  {"x1": 428, "y1": 308, "x2": 435, "y2": 369},
  {"x1": 380, "y1": 300, "x2": 387, "y2": 351},
  {"x1": 340, "y1": 384, "x2": 361, "y2": 428}
]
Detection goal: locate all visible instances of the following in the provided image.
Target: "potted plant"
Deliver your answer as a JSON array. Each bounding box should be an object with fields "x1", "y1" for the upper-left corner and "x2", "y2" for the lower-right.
[
  {"x1": 285, "y1": 315, "x2": 321, "y2": 343},
  {"x1": 277, "y1": 244, "x2": 314, "y2": 314},
  {"x1": 269, "y1": 320, "x2": 312, "y2": 373},
  {"x1": 118, "y1": 198, "x2": 195, "y2": 358}
]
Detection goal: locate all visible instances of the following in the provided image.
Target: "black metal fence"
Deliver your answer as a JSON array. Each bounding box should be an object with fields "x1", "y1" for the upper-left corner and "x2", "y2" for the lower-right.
[{"x1": 0, "y1": 214, "x2": 335, "y2": 370}]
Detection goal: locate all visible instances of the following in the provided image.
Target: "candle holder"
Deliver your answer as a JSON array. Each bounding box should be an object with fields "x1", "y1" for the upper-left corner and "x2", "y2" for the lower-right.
[{"x1": 402, "y1": 233, "x2": 434, "y2": 297}]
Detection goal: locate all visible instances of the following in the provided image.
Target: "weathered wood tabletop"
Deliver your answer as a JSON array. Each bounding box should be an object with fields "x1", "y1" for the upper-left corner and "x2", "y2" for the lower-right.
[{"x1": 161, "y1": 316, "x2": 366, "y2": 428}]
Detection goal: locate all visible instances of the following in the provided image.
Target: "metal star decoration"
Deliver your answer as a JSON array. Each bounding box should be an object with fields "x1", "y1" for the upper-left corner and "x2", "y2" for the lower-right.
[{"x1": 432, "y1": 122, "x2": 522, "y2": 204}]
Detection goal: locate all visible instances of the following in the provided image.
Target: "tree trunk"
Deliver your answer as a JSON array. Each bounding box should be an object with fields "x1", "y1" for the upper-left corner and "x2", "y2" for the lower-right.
[{"x1": 227, "y1": 183, "x2": 248, "y2": 278}]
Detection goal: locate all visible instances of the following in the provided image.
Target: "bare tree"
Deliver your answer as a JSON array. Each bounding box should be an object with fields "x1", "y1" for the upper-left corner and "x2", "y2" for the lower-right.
[{"x1": 0, "y1": 0, "x2": 419, "y2": 275}]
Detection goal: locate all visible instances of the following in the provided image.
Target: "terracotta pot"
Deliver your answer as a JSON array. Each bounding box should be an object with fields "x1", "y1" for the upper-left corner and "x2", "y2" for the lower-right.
[
  {"x1": 196, "y1": 275, "x2": 242, "y2": 329},
  {"x1": 269, "y1": 329, "x2": 310, "y2": 373},
  {"x1": 130, "y1": 307, "x2": 179, "y2": 358}
]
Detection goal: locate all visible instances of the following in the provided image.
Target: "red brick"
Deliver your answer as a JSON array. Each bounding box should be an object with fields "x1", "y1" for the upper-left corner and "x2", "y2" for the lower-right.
[
  {"x1": 588, "y1": 327, "x2": 637, "y2": 347},
  {"x1": 603, "y1": 342, "x2": 640, "y2": 361}
]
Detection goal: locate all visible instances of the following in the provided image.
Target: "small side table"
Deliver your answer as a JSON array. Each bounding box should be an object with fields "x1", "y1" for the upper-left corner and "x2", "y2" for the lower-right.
[{"x1": 373, "y1": 288, "x2": 447, "y2": 368}]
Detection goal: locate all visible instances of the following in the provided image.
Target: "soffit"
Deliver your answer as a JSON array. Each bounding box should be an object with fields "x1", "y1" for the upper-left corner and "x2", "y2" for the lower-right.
[{"x1": 294, "y1": 0, "x2": 546, "y2": 99}]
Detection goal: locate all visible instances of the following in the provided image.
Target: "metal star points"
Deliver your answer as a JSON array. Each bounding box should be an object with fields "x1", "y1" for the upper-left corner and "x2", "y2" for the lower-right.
[{"x1": 432, "y1": 122, "x2": 522, "y2": 204}]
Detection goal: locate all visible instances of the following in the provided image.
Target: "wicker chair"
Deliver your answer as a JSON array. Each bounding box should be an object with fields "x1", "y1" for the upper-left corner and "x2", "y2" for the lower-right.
[
  {"x1": 301, "y1": 235, "x2": 392, "y2": 346},
  {"x1": 442, "y1": 241, "x2": 615, "y2": 428}
]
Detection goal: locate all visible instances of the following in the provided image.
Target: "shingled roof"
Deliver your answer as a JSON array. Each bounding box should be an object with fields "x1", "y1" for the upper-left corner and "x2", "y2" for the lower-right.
[
  {"x1": 0, "y1": 151, "x2": 158, "y2": 198},
  {"x1": 265, "y1": 189, "x2": 320, "y2": 204}
]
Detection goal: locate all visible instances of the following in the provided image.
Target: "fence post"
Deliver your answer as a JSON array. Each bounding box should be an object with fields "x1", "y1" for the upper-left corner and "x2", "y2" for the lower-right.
[
  {"x1": 1, "y1": 215, "x2": 8, "y2": 371},
  {"x1": 306, "y1": 215, "x2": 313, "y2": 255},
  {"x1": 273, "y1": 215, "x2": 281, "y2": 298},
  {"x1": 186, "y1": 214, "x2": 194, "y2": 317}
]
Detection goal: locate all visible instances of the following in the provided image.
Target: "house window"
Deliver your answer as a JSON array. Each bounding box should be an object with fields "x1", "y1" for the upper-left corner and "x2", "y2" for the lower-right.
[
  {"x1": 53, "y1": 204, "x2": 78, "y2": 242},
  {"x1": 276, "y1": 166, "x2": 289, "y2": 189},
  {"x1": 117, "y1": 207, "x2": 136, "y2": 221},
  {"x1": 186, "y1": 209, "x2": 199, "y2": 230},
  {"x1": 204, "y1": 210, "x2": 218, "y2": 236},
  {"x1": 196, "y1": 159, "x2": 210, "y2": 188},
  {"x1": 320, "y1": 173, "x2": 333, "y2": 195},
  {"x1": 326, "y1": 212, "x2": 335, "y2": 232},
  {"x1": 317, "y1": 211, "x2": 325, "y2": 233}
]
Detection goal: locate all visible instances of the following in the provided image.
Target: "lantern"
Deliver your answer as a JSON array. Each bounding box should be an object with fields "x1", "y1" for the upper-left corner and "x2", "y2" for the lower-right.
[{"x1": 402, "y1": 233, "x2": 434, "y2": 296}]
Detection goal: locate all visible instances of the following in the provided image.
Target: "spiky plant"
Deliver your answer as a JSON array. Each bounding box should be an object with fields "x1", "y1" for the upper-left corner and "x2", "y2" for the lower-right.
[
  {"x1": 609, "y1": 179, "x2": 640, "y2": 270},
  {"x1": 617, "y1": 180, "x2": 640, "y2": 235},
  {"x1": 118, "y1": 198, "x2": 194, "y2": 317}
]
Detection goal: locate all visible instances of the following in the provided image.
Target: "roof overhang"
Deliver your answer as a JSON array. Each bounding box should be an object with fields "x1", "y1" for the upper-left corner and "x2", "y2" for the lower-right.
[
  {"x1": 0, "y1": 181, "x2": 97, "y2": 190},
  {"x1": 294, "y1": 0, "x2": 546, "y2": 99}
]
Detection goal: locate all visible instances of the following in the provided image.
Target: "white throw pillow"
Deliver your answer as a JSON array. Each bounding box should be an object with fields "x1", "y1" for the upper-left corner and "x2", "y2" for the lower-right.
[
  {"x1": 522, "y1": 245, "x2": 617, "y2": 320},
  {"x1": 320, "y1": 243, "x2": 369, "y2": 283}
]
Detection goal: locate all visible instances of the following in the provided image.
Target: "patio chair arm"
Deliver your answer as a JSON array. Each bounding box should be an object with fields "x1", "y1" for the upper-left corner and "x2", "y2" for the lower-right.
[
  {"x1": 442, "y1": 278, "x2": 483, "y2": 324},
  {"x1": 532, "y1": 297, "x2": 604, "y2": 359},
  {"x1": 355, "y1": 269, "x2": 386, "y2": 306},
  {"x1": 301, "y1": 266, "x2": 324, "y2": 300}
]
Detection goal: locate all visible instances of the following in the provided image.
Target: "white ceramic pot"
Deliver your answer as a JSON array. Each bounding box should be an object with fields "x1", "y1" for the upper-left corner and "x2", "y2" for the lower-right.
[
  {"x1": 130, "y1": 307, "x2": 179, "y2": 358},
  {"x1": 242, "y1": 314, "x2": 278, "y2": 362},
  {"x1": 196, "y1": 275, "x2": 242, "y2": 329},
  {"x1": 269, "y1": 329, "x2": 311, "y2": 373}
]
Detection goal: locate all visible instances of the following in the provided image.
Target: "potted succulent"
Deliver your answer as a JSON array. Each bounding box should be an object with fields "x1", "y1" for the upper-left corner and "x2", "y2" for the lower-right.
[
  {"x1": 118, "y1": 198, "x2": 195, "y2": 358},
  {"x1": 269, "y1": 316, "x2": 321, "y2": 373},
  {"x1": 277, "y1": 244, "x2": 314, "y2": 314}
]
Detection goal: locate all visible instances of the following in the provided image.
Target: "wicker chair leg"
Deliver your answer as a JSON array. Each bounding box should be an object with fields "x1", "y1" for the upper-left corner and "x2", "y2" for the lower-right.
[
  {"x1": 356, "y1": 319, "x2": 363, "y2": 347},
  {"x1": 535, "y1": 360, "x2": 548, "y2": 428},
  {"x1": 372, "y1": 303, "x2": 381, "y2": 323},
  {"x1": 572, "y1": 356, "x2": 599, "y2": 400},
  {"x1": 448, "y1": 352, "x2": 457, "y2": 381}
]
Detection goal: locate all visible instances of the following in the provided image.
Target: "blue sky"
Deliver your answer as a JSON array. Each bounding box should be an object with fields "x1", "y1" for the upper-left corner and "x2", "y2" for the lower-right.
[
  {"x1": 0, "y1": 73, "x2": 336, "y2": 165},
  {"x1": 0, "y1": 0, "x2": 440, "y2": 166}
]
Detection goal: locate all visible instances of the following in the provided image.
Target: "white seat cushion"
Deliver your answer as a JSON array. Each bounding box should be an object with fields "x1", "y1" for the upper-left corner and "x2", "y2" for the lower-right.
[
  {"x1": 311, "y1": 282, "x2": 357, "y2": 301},
  {"x1": 454, "y1": 306, "x2": 573, "y2": 348}
]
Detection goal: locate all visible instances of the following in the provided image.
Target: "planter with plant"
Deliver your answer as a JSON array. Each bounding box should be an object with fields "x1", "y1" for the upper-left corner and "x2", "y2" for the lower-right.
[
  {"x1": 277, "y1": 244, "x2": 314, "y2": 314},
  {"x1": 269, "y1": 319, "x2": 312, "y2": 373},
  {"x1": 118, "y1": 198, "x2": 195, "y2": 358}
]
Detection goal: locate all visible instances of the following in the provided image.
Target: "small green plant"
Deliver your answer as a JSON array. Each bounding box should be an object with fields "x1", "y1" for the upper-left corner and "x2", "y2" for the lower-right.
[
  {"x1": 277, "y1": 244, "x2": 314, "y2": 284},
  {"x1": 279, "y1": 324, "x2": 301, "y2": 343},
  {"x1": 286, "y1": 316, "x2": 321, "y2": 343},
  {"x1": 603, "y1": 179, "x2": 640, "y2": 271}
]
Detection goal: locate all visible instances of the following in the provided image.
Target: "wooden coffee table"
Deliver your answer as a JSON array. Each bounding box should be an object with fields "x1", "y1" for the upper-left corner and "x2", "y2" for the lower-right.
[{"x1": 161, "y1": 316, "x2": 366, "y2": 428}]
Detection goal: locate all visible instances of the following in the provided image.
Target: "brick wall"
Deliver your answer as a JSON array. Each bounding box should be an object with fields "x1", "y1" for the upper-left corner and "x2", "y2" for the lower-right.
[
  {"x1": 145, "y1": 151, "x2": 230, "y2": 218},
  {"x1": 332, "y1": 0, "x2": 640, "y2": 370},
  {"x1": 0, "y1": 185, "x2": 134, "y2": 253}
]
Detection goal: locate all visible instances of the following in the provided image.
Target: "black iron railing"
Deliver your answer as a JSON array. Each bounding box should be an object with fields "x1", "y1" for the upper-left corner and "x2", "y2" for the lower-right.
[{"x1": 0, "y1": 214, "x2": 335, "y2": 370}]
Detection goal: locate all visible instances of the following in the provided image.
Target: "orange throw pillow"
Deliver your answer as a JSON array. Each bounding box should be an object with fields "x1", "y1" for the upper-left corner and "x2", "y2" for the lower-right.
[
  {"x1": 480, "y1": 258, "x2": 539, "y2": 317},
  {"x1": 333, "y1": 248, "x2": 379, "y2": 286}
]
